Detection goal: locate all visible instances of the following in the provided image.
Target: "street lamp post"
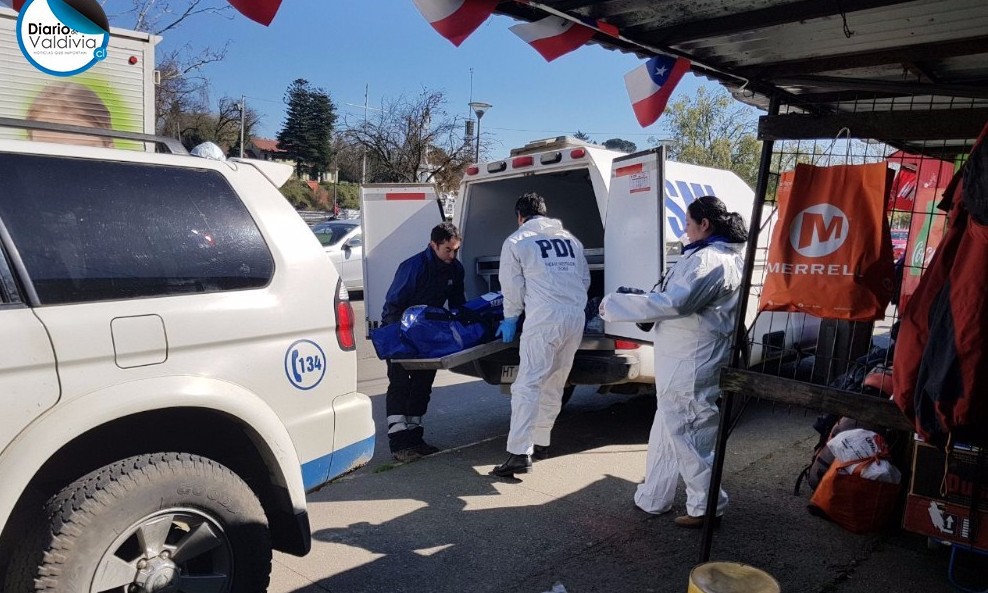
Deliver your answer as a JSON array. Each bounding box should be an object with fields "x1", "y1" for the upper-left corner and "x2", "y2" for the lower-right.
[
  {"x1": 238, "y1": 95, "x2": 246, "y2": 159},
  {"x1": 468, "y1": 101, "x2": 491, "y2": 163}
]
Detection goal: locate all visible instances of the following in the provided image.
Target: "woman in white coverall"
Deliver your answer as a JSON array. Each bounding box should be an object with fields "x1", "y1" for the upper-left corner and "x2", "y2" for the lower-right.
[
  {"x1": 490, "y1": 192, "x2": 591, "y2": 478},
  {"x1": 599, "y1": 196, "x2": 747, "y2": 527}
]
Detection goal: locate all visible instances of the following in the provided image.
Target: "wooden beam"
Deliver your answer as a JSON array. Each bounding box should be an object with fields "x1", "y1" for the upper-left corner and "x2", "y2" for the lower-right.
[
  {"x1": 758, "y1": 108, "x2": 988, "y2": 141},
  {"x1": 630, "y1": 0, "x2": 914, "y2": 46},
  {"x1": 774, "y1": 75, "x2": 988, "y2": 101},
  {"x1": 720, "y1": 368, "x2": 914, "y2": 432},
  {"x1": 747, "y1": 35, "x2": 988, "y2": 78}
]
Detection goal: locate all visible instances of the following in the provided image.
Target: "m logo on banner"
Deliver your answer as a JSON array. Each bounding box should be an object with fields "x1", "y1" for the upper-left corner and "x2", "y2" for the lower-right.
[{"x1": 789, "y1": 204, "x2": 849, "y2": 257}]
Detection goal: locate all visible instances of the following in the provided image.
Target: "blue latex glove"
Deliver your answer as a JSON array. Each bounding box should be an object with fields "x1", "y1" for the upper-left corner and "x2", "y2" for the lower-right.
[{"x1": 495, "y1": 317, "x2": 519, "y2": 343}]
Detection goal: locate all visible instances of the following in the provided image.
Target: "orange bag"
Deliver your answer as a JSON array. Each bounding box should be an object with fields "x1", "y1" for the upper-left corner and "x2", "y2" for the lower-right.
[
  {"x1": 760, "y1": 162, "x2": 896, "y2": 320},
  {"x1": 808, "y1": 457, "x2": 900, "y2": 534}
]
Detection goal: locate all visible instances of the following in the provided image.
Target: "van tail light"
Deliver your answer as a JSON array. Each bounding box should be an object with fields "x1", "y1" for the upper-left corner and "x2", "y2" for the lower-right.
[
  {"x1": 614, "y1": 339, "x2": 640, "y2": 350},
  {"x1": 335, "y1": 279, "x2": 356, "y2": 351},
  {"x1": 511, "y1": 155, "x2": 534, "y2": 168}
]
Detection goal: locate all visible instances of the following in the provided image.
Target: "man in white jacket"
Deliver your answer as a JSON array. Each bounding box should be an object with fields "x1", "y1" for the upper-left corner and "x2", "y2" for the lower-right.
[
  {"x1": 599, "y1": 196, "x2": 747, "y2": 527},
  {"x1": 490, "y1": 193, "x2": 591, "y2": 478}
]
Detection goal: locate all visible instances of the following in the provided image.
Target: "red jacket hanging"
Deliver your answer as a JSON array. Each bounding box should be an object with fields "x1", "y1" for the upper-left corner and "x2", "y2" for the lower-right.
[{"x1": 893, "y1": 124, "x2": 988, "y2": 448}]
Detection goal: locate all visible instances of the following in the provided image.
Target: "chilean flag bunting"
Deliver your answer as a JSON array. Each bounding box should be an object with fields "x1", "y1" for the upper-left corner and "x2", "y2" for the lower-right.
[
  {"x1": 412, "y1": 0, "x2": 499, "y2": 47},
  {"x1": 624, "y1": 55, "x2": 691, "y2": 127},
  {"x1": 509, "y1": 16, "x2": 597, "y2": 62},
  {"x1": 227, "y1": 0, "x2": 283, "y2": 26}
]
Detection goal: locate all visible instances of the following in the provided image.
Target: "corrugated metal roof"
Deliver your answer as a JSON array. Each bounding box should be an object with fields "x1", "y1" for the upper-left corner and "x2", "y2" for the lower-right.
[{"x1": 496, "y1": 0, "x2": 988, "y2": 154}]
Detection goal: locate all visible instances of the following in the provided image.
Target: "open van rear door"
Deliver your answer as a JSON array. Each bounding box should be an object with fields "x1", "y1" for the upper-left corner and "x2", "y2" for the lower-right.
[
  {"x1": 360, "y1": 184, "x2": 445, "y2": 337},
  {"x1": 603, "y1": 147, "x2": 666, "y2": 342}
]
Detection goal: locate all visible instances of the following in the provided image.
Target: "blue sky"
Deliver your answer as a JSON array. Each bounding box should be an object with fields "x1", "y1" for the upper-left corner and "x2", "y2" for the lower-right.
[{"x1": 107, "y1": 1, "x2": 721, "y2": 158}]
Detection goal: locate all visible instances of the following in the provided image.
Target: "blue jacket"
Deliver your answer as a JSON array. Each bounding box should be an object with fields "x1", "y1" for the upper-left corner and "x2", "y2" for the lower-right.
[{"x1": 382, "y1": 247, "x2": 466, "y2": 325}]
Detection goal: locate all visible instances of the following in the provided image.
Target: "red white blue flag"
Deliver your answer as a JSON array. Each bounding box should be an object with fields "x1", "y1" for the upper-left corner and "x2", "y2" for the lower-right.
[
  {"x1": 1, "y1": 0, "x2": 25, "y2": 11},
  {"x1": 509, "y1": 16, "x2": 597, "y2": 62},
  {"x1": 227, "y1": 0, "x2": 283, "y2": 26},
  {"x1": 413, "y1": 0, "x2": 499, "y2": 47},
  {"x1": 624, "y1": 55, "x2": 691, "y2": 127}
]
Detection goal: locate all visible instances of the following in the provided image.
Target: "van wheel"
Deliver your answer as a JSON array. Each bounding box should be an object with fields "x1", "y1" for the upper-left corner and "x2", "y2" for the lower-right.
[
  {"x1": 561, "y1": 385, "x2": 576, "y2": 407},
  {"x1": 5, "y1": 453, "x2": 271, "y2": 593}
]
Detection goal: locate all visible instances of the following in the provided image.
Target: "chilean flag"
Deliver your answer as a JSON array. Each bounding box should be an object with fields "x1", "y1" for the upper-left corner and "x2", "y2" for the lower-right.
[
  {"x1": 413, "y1": 0, "x2": 499, "y2": 47},
  {"x1": 624, "y1": 55, "x2": 691, "y2": 127},
  {"x1": 1, "y1": 0, "x2": 25, "y2": 11},
  {"x1": 509, "y1": 16, "x2": 596, "y2": 62},
  {"x1": 227, "y1": 0, "x2": 282, "y2": 25}
]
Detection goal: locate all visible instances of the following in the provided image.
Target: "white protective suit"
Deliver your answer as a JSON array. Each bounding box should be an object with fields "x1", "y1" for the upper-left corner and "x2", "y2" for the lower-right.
[
  {"x1": 599, "y1": 240, "x2": 744, "y2": 516},
  {"x1": 500, "y1": 216, "x2": 591, "y2": 455}
]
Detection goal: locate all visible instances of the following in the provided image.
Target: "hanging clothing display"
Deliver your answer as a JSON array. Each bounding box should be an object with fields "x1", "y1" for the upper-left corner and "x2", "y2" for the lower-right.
[{"x1": 894, "y1": 125, "x2": 988, "y2": 448}]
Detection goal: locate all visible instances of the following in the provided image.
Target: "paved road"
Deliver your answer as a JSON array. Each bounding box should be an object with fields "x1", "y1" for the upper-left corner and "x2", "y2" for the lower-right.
[{"x1": 267, "y1": 299, "x2": 963, "y2": 593}]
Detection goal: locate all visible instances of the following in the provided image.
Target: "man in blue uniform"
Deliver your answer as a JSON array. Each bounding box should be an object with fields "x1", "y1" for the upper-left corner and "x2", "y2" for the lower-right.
[{"x1": 382, "y1": 222, "x2": 466, "y2": 462}]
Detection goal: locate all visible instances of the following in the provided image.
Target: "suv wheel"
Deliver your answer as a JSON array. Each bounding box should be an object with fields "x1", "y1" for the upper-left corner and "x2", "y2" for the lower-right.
[{"x1": 5, "y1": 453, "x2": 271, "y2": 593}]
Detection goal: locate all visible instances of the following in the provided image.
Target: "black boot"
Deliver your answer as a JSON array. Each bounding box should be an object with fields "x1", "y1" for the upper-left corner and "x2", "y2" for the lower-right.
[
  {"x1": 533, "y1": 445, "x2": 550, "y2": 461},
  {"x1": 489, "y1": 453, "x2": 533, "y2": 477}
]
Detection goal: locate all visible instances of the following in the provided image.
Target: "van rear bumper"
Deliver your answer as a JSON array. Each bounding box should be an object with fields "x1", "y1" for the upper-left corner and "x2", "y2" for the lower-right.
[{"x1": 451, "y1": 350, "x2": 639, "y2": 386}]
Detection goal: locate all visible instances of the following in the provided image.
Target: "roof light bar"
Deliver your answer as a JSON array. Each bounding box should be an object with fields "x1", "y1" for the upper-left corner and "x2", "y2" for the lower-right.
[{"x1": 487, "y1": 161, "x2": 507, "y2": 173}]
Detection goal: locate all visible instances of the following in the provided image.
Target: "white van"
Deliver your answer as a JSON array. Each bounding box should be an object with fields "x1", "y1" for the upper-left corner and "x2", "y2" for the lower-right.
[
  {"x1": 361, "y1": 137, "x2": 817, "y2": 397},
  {"x1": 0, "y1": 120, "x2": 374, "y2": 591}
]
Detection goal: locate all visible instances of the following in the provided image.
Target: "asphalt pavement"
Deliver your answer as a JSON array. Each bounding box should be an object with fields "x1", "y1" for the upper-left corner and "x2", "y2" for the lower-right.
[{"x1": 266, "y1": 299, "x2": 974, "y2": 593}]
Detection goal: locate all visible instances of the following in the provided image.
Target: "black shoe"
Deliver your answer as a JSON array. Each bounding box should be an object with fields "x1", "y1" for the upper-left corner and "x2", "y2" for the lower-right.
[
  {"x1": 533, "y1": 445, "x2": 550, "y2": 461},
  {"x1": 489, "y1": 454, "x2": 533, "y2": 477},
  {"x1": 412, "y1": 442, "x2": 441, "y2": 456},
  {"x1": 674, "y1": 514, "x2": 723, "y2": 529},
  {"x1": 392, "y1": 449, "x2": 423, "y2": 463}
]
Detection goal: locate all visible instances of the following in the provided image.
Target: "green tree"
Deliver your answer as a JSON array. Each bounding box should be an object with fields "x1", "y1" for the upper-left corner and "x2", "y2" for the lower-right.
[
  {"x1": 655, "y1": 87, "x2": 761, "y2": 188},
  {"x1": 344, "y1": 89, "x2": 474, "y2": 195},
  {"x1": 278, "y1": 79, "x2": 337, "y2": 179},
  {"x1": 573, "y1": 130, "x2": 594, "y2": 142},
  {"x1": 603, "y1": 138, "x2": 637, "y2": 153},
  {"x1": 279, "y1": 178, "x2": 315, "y2": 209},
  {"x1": 111, "y1": 1, "x2": 233, "y2": 137},
  {"x1": 330, "y1": 182, "x2": 361, "y2": 210}
]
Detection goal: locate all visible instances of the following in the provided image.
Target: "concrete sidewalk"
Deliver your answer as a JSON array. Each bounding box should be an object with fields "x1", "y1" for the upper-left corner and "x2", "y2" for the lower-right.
[{"x1": 271, "y1": 396, "x2": 969, "y2": 593}]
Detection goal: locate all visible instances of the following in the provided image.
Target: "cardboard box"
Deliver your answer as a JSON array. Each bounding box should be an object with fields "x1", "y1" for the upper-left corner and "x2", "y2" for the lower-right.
[
  {"x1": 903, "y1": 494, "x2": 988, "y2": 550},
  {"x1": 904, "y1": 440, "x2": 988, "y2": 550},
  {"x1": 910, "y1": 441, "x2": 988, "y2": 512}
]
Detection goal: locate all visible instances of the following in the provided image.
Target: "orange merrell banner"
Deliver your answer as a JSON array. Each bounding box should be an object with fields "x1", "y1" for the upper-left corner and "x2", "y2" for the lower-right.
[{"x1": 760, "y1": 162, "x2": 895, "y2": 321}]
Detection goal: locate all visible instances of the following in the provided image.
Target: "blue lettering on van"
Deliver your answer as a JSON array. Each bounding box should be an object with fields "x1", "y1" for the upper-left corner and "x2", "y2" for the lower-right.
[
  {"x1": 664, "y1": 179, "x2": 716, "y2": 237},
  {"x1": 284, "y1": 339, "x2": 327, "y2": 390}
]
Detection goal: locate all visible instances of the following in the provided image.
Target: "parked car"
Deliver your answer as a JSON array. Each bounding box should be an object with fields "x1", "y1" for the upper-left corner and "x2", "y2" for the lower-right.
[
  {"x1": 313, "y1": 219, "x2": 363, "y2": 292},
  {"x1": 0, "y1": 119, "x2": 374, "y2": 590}
]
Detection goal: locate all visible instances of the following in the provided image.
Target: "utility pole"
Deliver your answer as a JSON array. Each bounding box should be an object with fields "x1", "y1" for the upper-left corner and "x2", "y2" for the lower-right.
[
  {"x1": 238, "y1": 94, "x2": 246, "y2": 158},
  {"x1": 361, "y1": 84, "x2": 368, "y2": 184}
]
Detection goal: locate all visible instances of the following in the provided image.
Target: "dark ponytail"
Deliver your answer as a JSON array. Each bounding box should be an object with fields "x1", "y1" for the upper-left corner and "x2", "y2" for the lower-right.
[{"x1": 687, "y1": 196, "x2": 748, "y2": 243}]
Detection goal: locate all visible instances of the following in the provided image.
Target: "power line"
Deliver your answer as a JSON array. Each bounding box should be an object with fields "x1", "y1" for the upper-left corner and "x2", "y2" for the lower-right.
[{"x1": 487, "y1": 125, "x2": 661, "y2": 137}]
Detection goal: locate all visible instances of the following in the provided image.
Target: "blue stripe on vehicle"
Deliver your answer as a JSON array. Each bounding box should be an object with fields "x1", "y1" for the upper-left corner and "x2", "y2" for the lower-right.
[{"x1": 301, "y1": 435, "x2": 375, "y2": 491}]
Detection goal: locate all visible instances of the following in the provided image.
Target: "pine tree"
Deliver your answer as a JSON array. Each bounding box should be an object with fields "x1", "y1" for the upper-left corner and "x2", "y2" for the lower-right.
[{"x1": 277, "y1": 79, "x2": 337, "y2": 179}]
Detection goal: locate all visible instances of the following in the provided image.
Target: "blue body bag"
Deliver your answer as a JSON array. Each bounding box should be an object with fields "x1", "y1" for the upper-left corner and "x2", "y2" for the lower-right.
[{"x1": 370, "y1": 293, "x2": 504, "y2": 360}]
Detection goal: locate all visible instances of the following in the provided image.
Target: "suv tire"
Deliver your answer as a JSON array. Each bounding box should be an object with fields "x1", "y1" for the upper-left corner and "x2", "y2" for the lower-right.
[{"x1": 5, "y1": 452, "x2": 271, "y2": 593}]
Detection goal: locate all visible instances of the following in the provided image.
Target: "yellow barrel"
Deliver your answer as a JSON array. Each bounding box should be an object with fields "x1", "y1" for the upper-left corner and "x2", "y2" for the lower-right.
[{"x1": 688, "y1": 562, "x2": 780, "y2": 593}]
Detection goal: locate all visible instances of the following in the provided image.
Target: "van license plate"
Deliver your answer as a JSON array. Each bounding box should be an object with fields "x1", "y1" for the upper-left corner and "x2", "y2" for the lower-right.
[{"x1": 500, "y1": 365, "x2": 518, "y2": 383}]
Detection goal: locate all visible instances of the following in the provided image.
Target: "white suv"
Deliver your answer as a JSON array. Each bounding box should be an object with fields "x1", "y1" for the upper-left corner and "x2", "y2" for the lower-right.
[{"x1": 0, "y1": 122, "x2": 374, "y2": 592}]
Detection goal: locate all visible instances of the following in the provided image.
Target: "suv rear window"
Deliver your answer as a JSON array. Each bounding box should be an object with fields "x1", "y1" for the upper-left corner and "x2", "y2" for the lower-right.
[{"x1": 0, "y1": 153, "x2": 274, "y2": 304}]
